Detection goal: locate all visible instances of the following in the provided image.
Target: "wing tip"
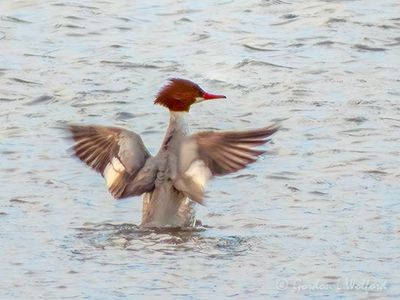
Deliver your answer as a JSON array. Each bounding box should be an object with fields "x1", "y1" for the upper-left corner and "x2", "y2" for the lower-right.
[{"x1": 260, "y1": 123, "x2": 280, "y2": 137}]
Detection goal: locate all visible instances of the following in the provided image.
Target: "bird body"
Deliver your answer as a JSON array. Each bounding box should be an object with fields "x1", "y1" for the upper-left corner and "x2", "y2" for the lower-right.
[{"x1": 68, "y1": 79, "x2": 277, "y2": 228}]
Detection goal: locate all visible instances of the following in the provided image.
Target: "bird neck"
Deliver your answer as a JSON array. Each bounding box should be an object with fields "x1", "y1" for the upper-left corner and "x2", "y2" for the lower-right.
[
  {"x1": 169, "y1": 111, "x2": 189, "y2": 135},
  {"x1": 160, "y1": 111, "x2": 189, "y2": 152}
]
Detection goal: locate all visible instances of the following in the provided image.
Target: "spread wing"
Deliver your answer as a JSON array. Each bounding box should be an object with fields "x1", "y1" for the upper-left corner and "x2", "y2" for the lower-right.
[
  {"x1": 68, "y1": 125, "x2": 157, "y2": 199},
  {"x1": 174, "y1": 125, "x2": 279, "y2": 203}
]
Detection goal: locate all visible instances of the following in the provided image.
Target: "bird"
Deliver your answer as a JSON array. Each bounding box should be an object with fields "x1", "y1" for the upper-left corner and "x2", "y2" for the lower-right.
[{"x1": 67, "y1": 78, "x2": 278, "y2": 228}]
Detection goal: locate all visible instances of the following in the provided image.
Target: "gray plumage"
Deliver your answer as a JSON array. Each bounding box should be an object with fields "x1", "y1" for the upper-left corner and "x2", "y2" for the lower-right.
[{"x1": 67, "y1": 113, "x2": 278, "y2": 228}]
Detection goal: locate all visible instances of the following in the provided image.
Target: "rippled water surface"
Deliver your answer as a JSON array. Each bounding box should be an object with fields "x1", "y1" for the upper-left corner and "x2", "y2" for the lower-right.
[{"x1": 1, "y1": 0, "x2": 399, "y2": 299}]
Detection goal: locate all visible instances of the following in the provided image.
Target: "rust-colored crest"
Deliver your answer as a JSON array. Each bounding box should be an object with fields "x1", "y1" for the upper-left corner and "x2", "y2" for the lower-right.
[{"x1": 154, "y1": 78, "x2": 204, "y2": 112}]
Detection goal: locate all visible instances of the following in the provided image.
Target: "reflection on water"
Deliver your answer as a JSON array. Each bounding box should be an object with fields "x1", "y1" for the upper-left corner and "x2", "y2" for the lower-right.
[
  {"x1": 73, "y1": 223, "x2": 251, "y2": 258},
  {"x1": 1, "y1": 0, "x2": 399, "y2": 298}
]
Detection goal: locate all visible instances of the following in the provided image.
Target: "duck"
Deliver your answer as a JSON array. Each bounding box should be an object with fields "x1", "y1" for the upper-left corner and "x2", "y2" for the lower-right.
[{"x1": 68, "y1": 78, "x2": 278, "y2": 228}]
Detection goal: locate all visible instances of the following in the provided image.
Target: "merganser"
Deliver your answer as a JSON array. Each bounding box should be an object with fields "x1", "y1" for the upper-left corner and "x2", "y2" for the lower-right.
[{"x1": 68, "y1": 78, "x2": 278, "y2": 228}]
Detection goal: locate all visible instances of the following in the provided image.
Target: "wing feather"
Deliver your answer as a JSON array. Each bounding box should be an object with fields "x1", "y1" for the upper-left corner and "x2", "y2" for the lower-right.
[
  {"x1": 68, "y1": 125, "x2": 157, "y2": 199},
  {"x1": 174, "y1": 125, "x2": 278, "y2": 203}
]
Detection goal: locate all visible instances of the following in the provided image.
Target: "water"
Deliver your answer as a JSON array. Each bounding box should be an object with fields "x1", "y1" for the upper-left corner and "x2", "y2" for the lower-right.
[{"x1": 1, "y1": 0, "x2": 399, "y2": 299}]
